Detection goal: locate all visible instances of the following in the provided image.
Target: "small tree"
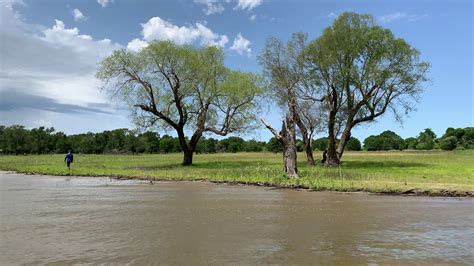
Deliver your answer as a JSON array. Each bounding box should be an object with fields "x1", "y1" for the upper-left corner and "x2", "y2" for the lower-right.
[
  {"x1": 416, "y1": 128, "x2": 436, "y2": 150},
  {"x1": 304, "y1": 12, "x2": 429, "y2": 165},
  {"x1": 97, "y1": 41, "x2": 264, "y2": 165}
]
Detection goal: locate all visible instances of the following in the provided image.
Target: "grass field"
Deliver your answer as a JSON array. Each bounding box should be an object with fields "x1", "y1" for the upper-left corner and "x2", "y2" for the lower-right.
[{"x1": 1, "y1": 150, "x2": 473, "y2": 196}]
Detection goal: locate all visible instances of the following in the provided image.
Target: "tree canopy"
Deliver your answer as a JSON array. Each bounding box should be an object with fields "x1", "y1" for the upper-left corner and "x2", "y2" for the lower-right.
[
  {"x1": 97, "y1": 41, "x2": 265, "y2": 165},
  {"x1": 304, "y1": 12, "x2": 430, "y2": 165}
]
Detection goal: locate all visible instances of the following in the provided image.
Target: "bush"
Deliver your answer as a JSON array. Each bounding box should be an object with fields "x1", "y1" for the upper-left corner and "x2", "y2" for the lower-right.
[
  {"x1": 363, "y1": 131, "x2": 405, "y2": 151},
  {"x1": 416, "y1": 128, "x2": 436, "y2": 150},
  {"x1": 345, "y1": 137, "x2": 361, "y2": 151},
  {"x1": 267, "y1": 137, "x2": 283, "y2": 153},
  {"x1": 313, "y1": 137, "x2": 327, "y2": 151},
  {"x1": 440, "y1": 136, "x2": 457, "y2": 150},
  {"x1": 405, "y1": 137, "x2": 418, "y2": 149}
]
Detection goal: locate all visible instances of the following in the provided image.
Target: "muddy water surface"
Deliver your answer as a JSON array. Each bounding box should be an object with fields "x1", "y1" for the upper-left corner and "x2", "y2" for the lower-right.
[{"x1": 1, "y1": 171, "x2": 473, "y2": 264}]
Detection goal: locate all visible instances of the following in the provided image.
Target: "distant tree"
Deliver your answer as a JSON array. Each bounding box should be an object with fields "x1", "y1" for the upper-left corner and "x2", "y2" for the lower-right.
[
  {"x1": 97, "y1": 41, "x2": 264, "y2": 165},
  {"x1": 53, "y1": 132, "x2": 69, "y2": 153},
  {"x1": 198, "y1": 137, "x2": 218, "y2": 153},
  {"x1": 107, "y1": 129, "x2": 127, "y2": 152},
  {"x1": 140, "y1": 131, "x2": 160, "y2": 153},
  {"x1": 345, "y1": 137, "x2": 361, "y2": 151},
  {"x1": 363, "y1": 131, "x2": 405, "y2": 151},
  {"x1": 3, "y1": 125, "x2": 29, "y2": 154},
  {"x1": 416, "y1": 128, "x2": 436, "y2": 150},
  {"x1": 405, "y1": 137, "x2": 418, "y2": 149},
  {"x1": 295, "y1": 139, "x2": 304, "y2": 152},
  {"x1": 267, "y1": 137, "x2": 283, "y2": 153},
  {"x1": 363, "y1": 136, "x2": 383, "y2": 151},
  {"x1": 159, "y1": 135, "x2": 180, "y2": 153},
  {"x1": 220, "y1": 137, "x2": 245, "y2": 153},
  {"x1": 439, "y1": 136, "x2": 457, "y2": 151},
  {"x1": 313, "y1": 137, "x2": 329, "y2": 151},
  {"x1": 244, "y1": 139, "x2": 265, "y2": 152},
  {"x1": 304, "y1": 12, "x2": 429, "y2": 165},
  {"x1": 462, "y1": 127, "x2": 474, "y2": 149}
]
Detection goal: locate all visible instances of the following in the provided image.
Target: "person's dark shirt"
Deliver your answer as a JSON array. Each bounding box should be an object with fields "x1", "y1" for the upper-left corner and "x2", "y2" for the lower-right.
[{"x1": 65, "y1": 153, "x2": 74, "y2": 163}]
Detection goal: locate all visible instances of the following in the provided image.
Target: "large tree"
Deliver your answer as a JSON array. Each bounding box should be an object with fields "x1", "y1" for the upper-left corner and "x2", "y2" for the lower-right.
[
  {"x1": 97, "y1": 41, "x2": 264, "y2": 165},
  {"x1": 259, "y1": 33, "x2": 313, "y2": 177},
  {"x1": 304, "y1": 12, "x2": 429, "y2": 165}
]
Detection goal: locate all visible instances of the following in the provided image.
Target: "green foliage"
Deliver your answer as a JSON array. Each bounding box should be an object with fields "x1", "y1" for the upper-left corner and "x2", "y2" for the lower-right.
[
  {"x1": 96, "y1": 41, "x2": 265, "y2": 150},
  {"x1": 159, "y1": 135, "x2": 181, "y2": 153},
  {"x1": 345, "y1": 137, "x2": 361, "y2": 151},
  {"x1": 295, "y1": 139, "x2": 304, "y2": 152},
  {"x1": 220, "y1": 137, "x2": 245, "y2": 153},
  {"x1": 363, "y1": 131, "x2": 405, "y2": 151},
  {"x1": 267, "y1": 137, "x2": 283, "y2": 153},
  {"x1": 416, "y1": 128, "x2": 436, "y2": 150},
  {"x1": 244, "y1": 139, "x2": 266, "y2": 152},
  {"x1": 440, "y1": 136, "x2": 458, "y2": 151},
  {"x1": 438, "y1": 127, "x2": 474, "y2": 150},
  {"x1": 405, "y1": 137, "x2": 418, "y2": 150},
  {"x1": 313, "y1": 137, "x2": 329, "y2": 151}
]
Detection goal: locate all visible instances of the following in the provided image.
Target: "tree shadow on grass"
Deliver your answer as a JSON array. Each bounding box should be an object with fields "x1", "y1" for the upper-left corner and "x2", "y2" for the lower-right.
[
  {"x1": 343, "y1": 160, "x2": 428, "y2": 169},
  {"x1": 127, "y1": 160, "x2": 278, "y2": 171}
]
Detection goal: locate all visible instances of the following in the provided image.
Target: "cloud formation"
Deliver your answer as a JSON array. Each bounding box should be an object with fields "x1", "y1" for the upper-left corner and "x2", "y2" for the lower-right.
[
  {"x1": 126, "y1": 16, "x2": 230, "y2": 51},
  {"x1": 72, "y1": 8, "x2": 85, "y2": 21},
  {"x1": 0, "y1": 3, "x2": 123, "y2": 131},
  {"x1": 378, "y1": 12, "x2": 428, "y2": 23},
  {"x1": 194, "y1": 0, "x2": 225, "y2": 15},
  {"x1": 97, "y1": 0, "x2": 113, "y2": 8},
  {"x1": 235, "y1": 0, "x2": 263, "y2": 11},
  {"x1": 230, "y1": 33, "x2": 251, "y2": 56}
]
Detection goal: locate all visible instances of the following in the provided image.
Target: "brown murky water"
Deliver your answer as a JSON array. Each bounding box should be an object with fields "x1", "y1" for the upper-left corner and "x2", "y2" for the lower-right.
[{"x1": 1, "y1": 171, "x2": 473, "y2": 264}]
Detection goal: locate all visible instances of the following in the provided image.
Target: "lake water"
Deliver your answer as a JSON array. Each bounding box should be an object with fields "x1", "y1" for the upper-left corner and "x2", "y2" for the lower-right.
[{"x1": 1, "y1": 171, "x2": 473, "y2": 264}]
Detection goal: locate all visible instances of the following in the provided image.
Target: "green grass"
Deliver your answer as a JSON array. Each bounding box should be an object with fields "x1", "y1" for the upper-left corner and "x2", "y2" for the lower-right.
[{"x1": 1, "y1": 150, "x2": 473, "y2": 196}]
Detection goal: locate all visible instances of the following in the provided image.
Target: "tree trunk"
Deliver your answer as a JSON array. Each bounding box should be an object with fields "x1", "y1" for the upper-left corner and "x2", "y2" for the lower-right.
[
  {"x1": 305, "y1": 144, "x2": 315, "y2": 166},
  {"x1": 283, "y1": 115, "x2": 298, "y2": 177},
  {"x1": 296, "y1": 117, "x2": 315, "y2": 166},
  {"x1": 262, "y1": 118, "x2": 298, "y2": 178},
  {"x1": 324, "y1": 107, "x2": 340, "y2": 166},
  {"x1": 336, "y1": 125, "x2": 352, "y2": 160},
  {"x1": 283, "y1": 141, "x2": 298, "y2": 177},
  {"x1": 176, "y1": 128, "x2": 193, "y2": 166},
  {"x1": 182, "y1": 149, "x2": 194, "y2": 166}
]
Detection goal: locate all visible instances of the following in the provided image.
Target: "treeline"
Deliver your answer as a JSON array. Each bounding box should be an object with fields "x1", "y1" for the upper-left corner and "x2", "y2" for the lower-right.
[{"x1": 1, "y1": 125, "x2": 472, "y2": 155}]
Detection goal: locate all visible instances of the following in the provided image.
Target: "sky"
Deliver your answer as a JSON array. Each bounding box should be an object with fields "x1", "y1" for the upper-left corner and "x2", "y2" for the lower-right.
[{"x1": 0, "y1": 0, "x2": 472, "y2": 141}]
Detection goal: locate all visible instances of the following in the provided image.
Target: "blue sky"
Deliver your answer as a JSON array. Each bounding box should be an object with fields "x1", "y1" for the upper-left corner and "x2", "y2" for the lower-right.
[{"x1": 0, "y1": 0, "x2": 472, "y2": 141}]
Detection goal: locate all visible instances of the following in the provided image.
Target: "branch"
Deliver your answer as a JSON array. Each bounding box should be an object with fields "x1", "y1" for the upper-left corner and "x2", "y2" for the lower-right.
[
  {"x1": 134, "y1": 104, "x2": 179, "y2": 129},
  {"x1": 261, "y1": 118, "x2": 282, "y2": 140}
]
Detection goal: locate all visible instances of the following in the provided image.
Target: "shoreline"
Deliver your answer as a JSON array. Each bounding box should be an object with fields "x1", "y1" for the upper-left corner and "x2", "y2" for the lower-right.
[{"x1": 3, "y1": 170, "x2": 472, "y2": 198}]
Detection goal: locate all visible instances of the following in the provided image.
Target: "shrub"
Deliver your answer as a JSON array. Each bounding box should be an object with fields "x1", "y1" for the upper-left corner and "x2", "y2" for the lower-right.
[
  {"x1": 440, "y1": 136, "x2": 457, "y2": 150},
  {"x1": 345, "y1": 137, "x2": 361, "y2": 151}
]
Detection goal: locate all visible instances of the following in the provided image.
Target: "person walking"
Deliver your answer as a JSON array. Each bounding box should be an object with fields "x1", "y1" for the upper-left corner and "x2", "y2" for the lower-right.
[{"x1": 64, "y1": 150, "x2": 74, "y2": 170}]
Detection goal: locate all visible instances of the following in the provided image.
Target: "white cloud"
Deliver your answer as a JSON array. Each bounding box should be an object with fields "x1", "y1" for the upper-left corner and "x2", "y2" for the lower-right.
[
  {"x1": 378, "y1": 12, "x2": 428, "y2": 23},
  {"x1": 230, "y1": 33, "x2": 251, "y2": 56},
  {"x1": 235, "y1": 0, "x2": 263, "y2": 11},
  {"x1": 72, "y1": 8, "x2": 85, "y2": 21},
  {"x1": 140, "y1": 16, "x2": 228, "y2": 47},
  {"x1": 249, "y1": 14, "x2": 256, "y2": 22},
  {"x1": 0, "y1": 3, "x2": 124, "y2": 132},
  {"x1": 327, "y1": 11, "x2": 337, "y2": 19},
  {"x1": 194, "y1": 0, "x2": 225, "y2": 15},
  {"x1": 97, "y1": 0, "x2": 113, "y2": 8},
  {"x1": 127, "y1": 38, "x2": 149, "y2": 52}
]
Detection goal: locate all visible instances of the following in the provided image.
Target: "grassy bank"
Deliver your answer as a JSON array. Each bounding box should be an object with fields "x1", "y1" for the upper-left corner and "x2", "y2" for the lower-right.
[{"x1": 1, "y1": 150, "x2": 473, "y2": 196}]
